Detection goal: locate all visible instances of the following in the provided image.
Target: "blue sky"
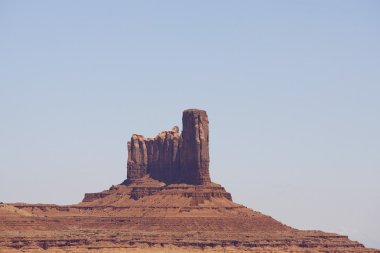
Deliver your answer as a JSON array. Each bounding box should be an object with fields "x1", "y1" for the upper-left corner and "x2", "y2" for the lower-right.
[{"x1": 0, "y1": 0, "x2": 379, "y2": 249}]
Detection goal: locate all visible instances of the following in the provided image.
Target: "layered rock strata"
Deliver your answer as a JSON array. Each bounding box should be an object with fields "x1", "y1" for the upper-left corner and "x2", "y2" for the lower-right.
[{"x1": 1, "y1": 109, "x2": 379, "y2": 253}]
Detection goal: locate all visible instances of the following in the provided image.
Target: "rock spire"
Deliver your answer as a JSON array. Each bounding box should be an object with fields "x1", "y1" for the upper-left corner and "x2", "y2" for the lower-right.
[{"x1": 126, "y1": 109, "x2": 211, "y2": 185}]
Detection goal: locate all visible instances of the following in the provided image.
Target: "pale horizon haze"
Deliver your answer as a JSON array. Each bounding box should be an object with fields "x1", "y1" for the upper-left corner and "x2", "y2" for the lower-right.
[{"x1": 0, "y1": 0, "x2": 379, "y2": 249}]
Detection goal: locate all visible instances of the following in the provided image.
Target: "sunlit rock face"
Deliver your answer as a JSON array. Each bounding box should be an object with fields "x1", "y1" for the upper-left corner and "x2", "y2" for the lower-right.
[
  {"x1": 126, "y1": 109, "x2": 211, "y2": 185},
  {"x1": 179, "y1": 109, "x2": 210, "y2": 184},
  {"x1": 1, "y1": 108, "x2": 379, "y2": 253}
]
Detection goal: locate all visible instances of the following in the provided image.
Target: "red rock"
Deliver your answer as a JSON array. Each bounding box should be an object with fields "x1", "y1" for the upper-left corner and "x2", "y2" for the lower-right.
[
  {"x1": 126, "y1": 109, "x2": 211, "y2": 185},
  {"x1": 126, "y1": 134, "x2": 148, "y2": 180},
  {"x1": 1, "y1": 109, "x2": 379, "y2": 253},
  {"x1": 180, "y1": 109, "x2": 211, "y2": 184}
]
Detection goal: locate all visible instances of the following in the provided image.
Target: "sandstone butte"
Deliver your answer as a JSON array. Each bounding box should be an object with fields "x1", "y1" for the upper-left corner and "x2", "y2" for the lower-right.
[{"x1": 0, "y1": 109, "x2": 379, "y2": 253}]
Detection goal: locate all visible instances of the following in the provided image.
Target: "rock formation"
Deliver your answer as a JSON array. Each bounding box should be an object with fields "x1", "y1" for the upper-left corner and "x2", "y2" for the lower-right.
[
  {"x1": 125, "y1": 109, "x2": 210, "y2": 185},
  {"x1": 180, "y1": 109, "x2": 211, "y2": 184},
  {"x1": 126, "y1": 126, "x2": 181, "y2": 184},
  {"x1": 0, "y1": 108, "x2": 379, "y2": 253},
  {"x1": 126, "y1": 134, "x2": 148, "y2": 180}
]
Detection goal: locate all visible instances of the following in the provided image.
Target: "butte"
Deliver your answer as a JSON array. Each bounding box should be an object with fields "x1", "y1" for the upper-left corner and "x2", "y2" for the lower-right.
[{"x1": 0, "y1": 109, "x2": 378, "y2": 253}]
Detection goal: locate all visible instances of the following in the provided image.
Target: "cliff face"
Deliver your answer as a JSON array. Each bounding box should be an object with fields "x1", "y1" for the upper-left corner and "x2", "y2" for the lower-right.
[
  {"x1": 146, "y1": 126, "x2": 181, "y2": 184},
  {"x1": 126, "y1": 109, "x2": 211, "y2": 185},
  {"x1": 126, "y1": 134, "x2": 148, "y2": 180},
  {"x1": 180, "y1": 109, "x2": 210, "y2": 184}
]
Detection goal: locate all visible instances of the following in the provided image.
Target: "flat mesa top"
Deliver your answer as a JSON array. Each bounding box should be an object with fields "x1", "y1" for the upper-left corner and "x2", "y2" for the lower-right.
[{"x1": 183, "y1": 108, "x2": 207, "y2": 113}]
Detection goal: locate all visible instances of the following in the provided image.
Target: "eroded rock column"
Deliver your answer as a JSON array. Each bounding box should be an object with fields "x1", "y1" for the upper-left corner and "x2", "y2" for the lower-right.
[
  {"x1": 127, "y1": 134, "x2": 148, "y2": 181},
  {"x1": 146, "y1": 127, "x2": 181, "y2": 183},
  {"x1": 180, "y1": 109, "x2": 211, "y2": 184}
]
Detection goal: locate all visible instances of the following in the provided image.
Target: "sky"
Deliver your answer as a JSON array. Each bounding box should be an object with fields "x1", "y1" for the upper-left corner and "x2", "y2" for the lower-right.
[{"x1": 0, "y1": 0, "x2": 379, "y2": 249}]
